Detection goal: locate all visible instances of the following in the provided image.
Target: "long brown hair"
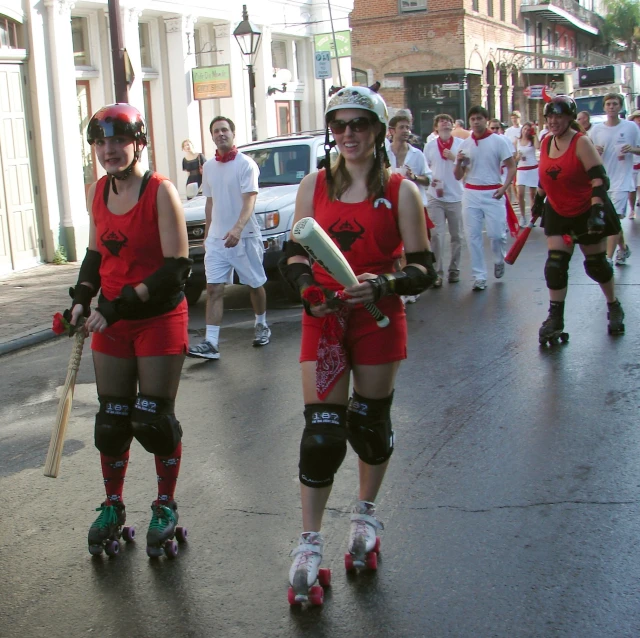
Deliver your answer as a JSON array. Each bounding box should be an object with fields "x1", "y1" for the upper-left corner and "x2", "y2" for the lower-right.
[{"x1": 326, "y1": 128, "x2": 390, "y2": 202}]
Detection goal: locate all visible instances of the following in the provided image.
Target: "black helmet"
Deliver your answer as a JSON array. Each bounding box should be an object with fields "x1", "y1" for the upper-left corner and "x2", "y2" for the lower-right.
[
  {"x1": 543, "y1": 95, "x2": 577, "y2": 120},
  {"x1": 87, "y1": 103, "x2": 147, "y2": 146}
]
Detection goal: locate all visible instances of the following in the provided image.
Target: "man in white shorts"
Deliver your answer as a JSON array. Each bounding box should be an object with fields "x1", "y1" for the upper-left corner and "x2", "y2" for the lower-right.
[
  {"x1": 589, "y1": 93, "x2": 640, "y2": 265},
  {"x1": 454, "y1": 106, "x2": 516, "y2": 290},
  {"x1": 388, "y1": 112, "x2": 432, "y2": 299},
  {"x1": 188, "y1": 116, "x2": 270, "y2": 360},
  {"x1": 424, "y1": 113, "x2": 465, "y2": 285},
  {"x1": 627, "y1": 110, "x2": 640, "y2": 219}
]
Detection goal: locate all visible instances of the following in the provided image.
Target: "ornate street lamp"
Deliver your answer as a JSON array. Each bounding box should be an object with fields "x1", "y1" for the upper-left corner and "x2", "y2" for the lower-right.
[{"x1": 233, "y1": 5, "x2": 262, "y2": 141}]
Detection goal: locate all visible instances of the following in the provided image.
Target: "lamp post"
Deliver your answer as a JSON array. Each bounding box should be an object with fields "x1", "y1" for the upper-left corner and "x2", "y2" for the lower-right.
[{"x1": 233, "y1": 5, "x2": 262, "y2": 141}]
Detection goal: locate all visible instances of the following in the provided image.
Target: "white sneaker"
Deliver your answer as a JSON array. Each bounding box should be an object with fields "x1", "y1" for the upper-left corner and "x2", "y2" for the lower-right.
[
  {"x1": 494, "y1": 262, "x2": 505, "y2": 279},
  {"x1": 615, "y1": 245, "x2": 630, "y2": 266},
  {"x1": 252, "y1": 323, "x2": 271, "y2": 347},
  {"x1": 472, "y1": 279, "x2": 487, "y2": 291},
  {"x1": 289, "y1": 532, "x2": 324, "y2": 599},
  {"x1": 187, "y1": 340, "x2": 220, "y2": 360},
  {"x1": 348, "y1": 501, "x2": 383, "y2": 566}
]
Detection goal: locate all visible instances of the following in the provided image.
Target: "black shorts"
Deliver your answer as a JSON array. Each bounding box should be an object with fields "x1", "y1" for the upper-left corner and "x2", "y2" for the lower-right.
[{"x1": 542, "y1": 199, "x2": 621, "y2": 246}]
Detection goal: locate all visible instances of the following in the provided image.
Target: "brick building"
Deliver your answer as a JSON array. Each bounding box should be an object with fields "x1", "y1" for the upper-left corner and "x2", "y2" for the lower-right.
[{"x1": 350, "y1": 0, "x2": 609, "y2": 138}]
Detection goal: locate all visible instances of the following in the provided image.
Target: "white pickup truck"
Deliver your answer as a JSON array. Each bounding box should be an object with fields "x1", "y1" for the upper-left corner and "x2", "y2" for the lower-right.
[{"x1": 183, "y1": 132, "x2": 332, "y2": 305}]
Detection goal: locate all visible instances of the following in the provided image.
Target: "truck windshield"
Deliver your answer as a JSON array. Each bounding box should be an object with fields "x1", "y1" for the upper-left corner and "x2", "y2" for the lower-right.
[
  {"x1": 574, "y1": 96, "x2": 627, "y2": 118},
  {"x1": 243, "y1": 145, "x2": 311, "y2": 187}
]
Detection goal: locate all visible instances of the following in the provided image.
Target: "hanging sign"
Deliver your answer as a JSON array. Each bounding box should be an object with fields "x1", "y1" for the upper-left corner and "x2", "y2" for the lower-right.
[{"x1": 192, "y1": 65, "x2": 232, "y2": 100}]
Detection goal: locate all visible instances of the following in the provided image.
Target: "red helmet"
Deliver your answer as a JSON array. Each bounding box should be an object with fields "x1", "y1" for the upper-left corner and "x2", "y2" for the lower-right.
[{"x1": 87, "y1": 103, "x2": 147, "y2": 146}]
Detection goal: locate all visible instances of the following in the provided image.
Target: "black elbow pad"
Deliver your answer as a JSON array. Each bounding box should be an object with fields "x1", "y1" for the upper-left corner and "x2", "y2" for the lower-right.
[{"x1": 587, "y1": 165, "x2": 610, "y2": 191}]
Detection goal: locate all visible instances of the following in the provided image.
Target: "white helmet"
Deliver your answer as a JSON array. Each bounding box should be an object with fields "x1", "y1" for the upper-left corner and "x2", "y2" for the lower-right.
[{"x1": 325, "y1": 86, "x2": 389, "y2": 127}]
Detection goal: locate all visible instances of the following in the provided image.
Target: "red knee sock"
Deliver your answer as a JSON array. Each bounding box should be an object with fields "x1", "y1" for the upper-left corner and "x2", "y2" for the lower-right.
[
  {"x1": 100, "y1": 451, "x2": 130, "y2": 504},
  {"x1": 155, "y1": 442, "x2": 182, "y2": 504}
]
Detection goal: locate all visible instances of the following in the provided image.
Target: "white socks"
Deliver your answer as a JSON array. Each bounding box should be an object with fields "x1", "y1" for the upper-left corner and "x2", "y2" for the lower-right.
[
  {"x1": 255, "y1": 313, "x2": 267, "y2": 326},
  {"x1": 206, "y1": 325, "x2": 220, "y2": 347}
]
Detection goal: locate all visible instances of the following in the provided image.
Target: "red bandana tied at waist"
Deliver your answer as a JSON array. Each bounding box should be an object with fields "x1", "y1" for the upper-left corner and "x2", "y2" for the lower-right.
[
  {"x1": 437, "y1": 136, "x2": 454, "y2": 159},
  {"x1": 471, "y1": 129, "x2": 493, "y2": 145},
  {"x1": 215, "y1": 146, "x2": 238, "y2": 163},
  {"x1": 302, "y1": 287, "x2": 350, "y2": 400}
]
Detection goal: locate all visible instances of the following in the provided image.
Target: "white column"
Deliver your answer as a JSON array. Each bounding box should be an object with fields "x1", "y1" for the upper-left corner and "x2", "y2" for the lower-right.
[
  {"x1": 43, "y1": 0, "x2": 88, "y2": 261},
  {"x1": 164, "y1": 15, "x2": 200, "y2": 198}
]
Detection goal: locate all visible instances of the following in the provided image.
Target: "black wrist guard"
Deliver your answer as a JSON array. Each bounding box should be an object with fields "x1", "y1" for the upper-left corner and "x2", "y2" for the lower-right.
[
  {"x1": 97, "y1": 298, "x2": 120, "y2": 326},
  {"x1": 587, "y1": 203, "x2": 606, "y2": 233},
  {"x1": 77, "y1": 249, "x2": 102, "y2": 293},
  {"x1": 142, "y1": 257, "x2": 193, "y2": 299},
  {"x1": 592, "y1": 184, "x2": 608, "y2": 202},
  {"x1": 531, "y1": 192, "x2": 546, "y2": 218},
  {"x1": 68, "y1": 284, "x2": 93, "y2": 316},
  {"x1": 116, "y1": 285, "x2": 144, "y2": 319},
  {"x1": 367, "y1": 274, "x2": 396, "y2": 301}
]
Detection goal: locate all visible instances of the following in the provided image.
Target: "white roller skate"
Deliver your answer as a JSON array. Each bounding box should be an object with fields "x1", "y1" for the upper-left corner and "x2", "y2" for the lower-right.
[
  {"x1": 345, "y1": 501, "x2": 383, "y2": 572},
  {"x1": 288, "y1": 532, "x2": 331, "y2": 606}
]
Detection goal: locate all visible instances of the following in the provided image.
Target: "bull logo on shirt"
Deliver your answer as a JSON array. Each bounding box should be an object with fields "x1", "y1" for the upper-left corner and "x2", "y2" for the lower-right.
[
  {"x1": 328, "y1": 219, "x2": 365, "y2": 252},
  {"x1": 101, "y1": 229, "x2": 128, "y2": 256},
  {"x1": 545, "y1": 164, "x2": 562, "y2": 181}
]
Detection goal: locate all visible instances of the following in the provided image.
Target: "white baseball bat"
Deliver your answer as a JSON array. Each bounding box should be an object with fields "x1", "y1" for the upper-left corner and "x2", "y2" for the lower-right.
[{"x1": 292, "y1": 217, "x2": 390, "y2": 328}]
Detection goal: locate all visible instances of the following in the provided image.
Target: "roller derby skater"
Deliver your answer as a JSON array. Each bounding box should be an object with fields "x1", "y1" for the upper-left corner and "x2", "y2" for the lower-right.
[
  {"x1": 88, "y1": 501, "x2": 135, "y2": 557},
  {"x1": 62, "y1": 104, "x2": 191, "y2": 558},
  {"x1": 282, "y1": 85, "x2": 437, "y2": 605},
  {"x1": 345, "y1": 501, "x2": 383, "y2": 572},
  {"x1": 288, "y1": 532, "x2": 331, "y2": 605},
  {"x1": 536, "y1": 96, "x2": 624, "y2": 343}
]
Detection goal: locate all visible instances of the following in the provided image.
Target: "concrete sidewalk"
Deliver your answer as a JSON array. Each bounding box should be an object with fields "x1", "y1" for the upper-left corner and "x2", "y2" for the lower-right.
[{"x1": 0, "y1": 263, "x2": 80, "y2": 355}]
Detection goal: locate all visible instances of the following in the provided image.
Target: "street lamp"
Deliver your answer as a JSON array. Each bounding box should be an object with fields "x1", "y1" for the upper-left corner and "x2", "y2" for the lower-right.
[{"x1": 233, "y1": 5, "x2": 262, "y2": 141}]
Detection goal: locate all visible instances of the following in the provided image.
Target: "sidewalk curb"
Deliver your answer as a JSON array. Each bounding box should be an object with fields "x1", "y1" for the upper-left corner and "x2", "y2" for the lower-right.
[{"x1": 0, "y1": 328, "x2": 59, "y2": 357}]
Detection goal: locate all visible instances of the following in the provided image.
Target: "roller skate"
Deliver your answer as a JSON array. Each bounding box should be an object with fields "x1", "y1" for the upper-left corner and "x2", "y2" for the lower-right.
[
  {"x1": 538, "y1": 304, "x2": 569, "y2": 346},
  {"x1": 345, "y1": 501, "x2": 383, "y2": 572},
  {"x1": 88, "y1": 501, "x2": 135, "y2": 557},
  {"x1": 146, "y1": 500, "x2": 187, "y2": 559},
  {"x1": 607, "y1": 299, "x2": 625, "y2": 335},
  {"x1": 288, "y1": 532, "x2": 331, "y2": 606}
]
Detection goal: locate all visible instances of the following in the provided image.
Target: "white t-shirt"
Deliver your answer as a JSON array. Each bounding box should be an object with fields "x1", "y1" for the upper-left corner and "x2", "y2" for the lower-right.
[
  {"x1": 387, "y1": 143, "x2": 432, "y2": 205},
  {"x1": 202, "y1": 152, "x2": 261, "y2": 240},
  {"x1": 588, "y1": 120, "x2": 640, "y2": 192},
  {"x1": 426, "y1": 131, "x2": 438, "y2": 144},
  {"x1": 505, "y1": 126, "x2": 522, "y2": 144},
  {"x1": 423, "y1": 136, "x2": 464, "y2": 202},
  {"x1": 459, "y1": 133, "x2": 514, "y2": 186}
]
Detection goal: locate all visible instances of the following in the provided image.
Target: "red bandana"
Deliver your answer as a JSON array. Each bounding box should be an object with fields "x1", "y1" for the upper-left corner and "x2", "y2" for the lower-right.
[
  {"x1": 215, "y1": 146, "x2": 238, "y2": 163},
  {"x1": 437, "y1": 136, "x2": 454, "y2": 159},
  {"x1": 471, "y1": 129, "x2": 493, "y2": 145}
]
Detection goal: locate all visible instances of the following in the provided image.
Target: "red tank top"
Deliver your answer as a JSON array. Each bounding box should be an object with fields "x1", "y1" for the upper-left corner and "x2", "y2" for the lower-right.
[
  {"x1": 539, "y1": 132, "x2": 592, "y2": 217},
  {"x1": 311, "y1": 170, "x2": 404, "y2": 291},
  {"x1": 92, "y1": 173, "x2": 167, "y2": 300}
]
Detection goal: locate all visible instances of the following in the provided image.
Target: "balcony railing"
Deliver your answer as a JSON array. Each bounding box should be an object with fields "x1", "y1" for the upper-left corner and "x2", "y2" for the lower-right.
[{"x1": 520, "y1": 0, "x2": 602, "y2": 28}]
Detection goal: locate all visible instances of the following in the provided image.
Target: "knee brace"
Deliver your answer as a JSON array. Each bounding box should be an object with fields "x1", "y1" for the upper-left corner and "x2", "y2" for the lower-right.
[
  {"x1": 584, "y1": 251, "x2": 613, "y2": 284},
  {"x1": 131, "y1": 395, "x2": 183, "y2": 456},
  {"x1": 95, "y1": 396, "x2": 134, "y2": 456},
  {"x1": 299, "y1": 404, "x2": 348, "y2": 488},
  {"x1": 544, "y1": 250, "x2": 571, "y2": 290},
  {"x1": 347, "y1": 391, "x2": 395, "y2": 466}
]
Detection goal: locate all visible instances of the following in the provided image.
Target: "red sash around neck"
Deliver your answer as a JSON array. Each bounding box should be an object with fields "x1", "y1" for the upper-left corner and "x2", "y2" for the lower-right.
[
  {"x1": 215, "y1": 146, "x2": 238, "y2": 163},
  {"x1": 471, "y1": 129, "x2": 493, "y2": 145},
  {"x1": 437, "y1": 136, "x2": 454, "y2": 159}
]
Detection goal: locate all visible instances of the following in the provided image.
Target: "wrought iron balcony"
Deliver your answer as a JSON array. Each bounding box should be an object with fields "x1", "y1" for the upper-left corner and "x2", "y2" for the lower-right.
[{"x1": 520, "y1": 0, "x2": 602, "y2": 34}]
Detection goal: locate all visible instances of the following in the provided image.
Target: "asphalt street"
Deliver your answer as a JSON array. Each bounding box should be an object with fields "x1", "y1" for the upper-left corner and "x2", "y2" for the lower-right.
[{"x1": 1, "y1": 221, "x2": 640, "y2": 638}]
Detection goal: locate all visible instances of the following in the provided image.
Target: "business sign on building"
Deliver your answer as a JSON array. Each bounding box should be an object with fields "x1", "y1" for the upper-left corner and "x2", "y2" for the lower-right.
[
  {"x1": 523, "y1": 84, "x2": 548, "y2": 100},
  {"x1": 314, "y1": 31, "x2": 352, "y2": 58},
  {"x1": 192, "y1": 65, "x2": 232, "y2": 100}
]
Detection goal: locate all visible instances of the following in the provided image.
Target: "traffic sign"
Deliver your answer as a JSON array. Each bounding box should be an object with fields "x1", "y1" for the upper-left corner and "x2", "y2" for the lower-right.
[
  {"x1": 524, "y1": 85, "x2": 547, "y2": 99},
  {"x1": 442, "y1": 83, "x2": 460, "y2": 91},
  {"x1": 314, "y1": 51, "x2": 332, "y2": 80}
]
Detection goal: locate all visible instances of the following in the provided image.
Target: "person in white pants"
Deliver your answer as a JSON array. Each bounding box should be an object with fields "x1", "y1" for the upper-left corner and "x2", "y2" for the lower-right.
[
  {"x1": 423, "y1": 114, "x2": 465, "y2": 285},
  {"x1": 454, "y1": 106, "x2": 516, "y2": 290}
]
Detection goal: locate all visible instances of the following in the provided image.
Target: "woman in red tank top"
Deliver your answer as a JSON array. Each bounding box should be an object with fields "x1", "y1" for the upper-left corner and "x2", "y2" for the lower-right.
[
  {"x1": 65, "y1": 104, "x2": 191, "y2": 557},
  {"x1": 535, "y1": 96, "x2": 624, "y2": 344},
  {"x1": 281, "y1": 86, "x2": 436, "y2": 604}
]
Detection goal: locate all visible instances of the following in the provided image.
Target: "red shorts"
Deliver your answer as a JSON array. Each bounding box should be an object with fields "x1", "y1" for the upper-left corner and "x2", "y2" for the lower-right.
[
  {"x1": 91, "y1": 299, "x2": 189, "y2": 358},
  {"x1": 300, "y1": 295, "x2": 407, "y2": 366}
]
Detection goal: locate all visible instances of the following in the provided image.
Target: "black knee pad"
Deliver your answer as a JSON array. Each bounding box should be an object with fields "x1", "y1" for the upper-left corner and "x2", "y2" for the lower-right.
[
  {"x1": 584, "y1": 251, "x2": 613, "y2": 284},
  {"x1": 299, "y1": 404, "x2": 347, "y2": 488},
  {"x1": 131, "y1": 395, "x2": 183, "y2": 456},
  {"x1": 544, "y1": 250, "x2": 571, "y2": 290},
  {"x1": 95, "y1": 396, "x2": 134, "y2": 456},
  {"x1": 347, "y1": 391, "x2": 395, "y2": 466}
]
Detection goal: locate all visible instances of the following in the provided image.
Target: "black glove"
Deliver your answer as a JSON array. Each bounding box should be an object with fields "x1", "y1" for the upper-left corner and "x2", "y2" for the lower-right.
[
  {"x1": 587, "y1": 202, "x2": 606, "y2": 233},
  {"x1": 68, "y1": 284, "x2": 94, "y2": 317},
  {"x1": 96, "y1": 286, "x2": 144, "y2": 326},
  {"x1": 531, "y1": 193, "x2": 546, "y2": 219}
]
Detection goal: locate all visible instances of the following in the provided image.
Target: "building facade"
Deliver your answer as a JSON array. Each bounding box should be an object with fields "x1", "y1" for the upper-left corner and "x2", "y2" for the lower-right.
[
  {"x1": 0, "y1": 0, "x2": 352, "y2": 274},
  {"x1": 350, "y1": 0, "x2": 612, "y2": 138}
]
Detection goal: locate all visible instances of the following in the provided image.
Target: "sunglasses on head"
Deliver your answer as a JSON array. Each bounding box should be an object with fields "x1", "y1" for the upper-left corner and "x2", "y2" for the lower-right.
[{"x1": 328, "y1": 117, "x2": 374, "y2": 134}]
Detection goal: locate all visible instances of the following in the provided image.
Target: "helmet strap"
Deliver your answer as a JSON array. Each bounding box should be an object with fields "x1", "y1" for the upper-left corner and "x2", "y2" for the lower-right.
[
  {"x1": 552, "y1": 123, "x2": 572, "y2": 151},
  {"x1": 109, "y1": 143, "x2": 142, "y2": 194}
]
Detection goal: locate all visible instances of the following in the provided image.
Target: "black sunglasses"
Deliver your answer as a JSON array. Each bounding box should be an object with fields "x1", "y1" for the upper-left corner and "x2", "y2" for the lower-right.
[{"x1": 328, "y1": 117, "x2": 374, "y2": 134}]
